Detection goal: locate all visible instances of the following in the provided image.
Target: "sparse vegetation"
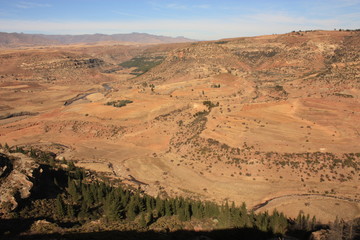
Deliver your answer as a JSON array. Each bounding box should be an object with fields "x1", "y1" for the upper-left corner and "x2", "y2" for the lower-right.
[
  {"x1": 105, "y1": 100, "x2": 133, "y2": 108},
  {"x1": 119, "y1": 56, "x2": 165, "y2": 76},
  {"x1": 0, "y1": 146, "x2": 321, "y2": 238}
]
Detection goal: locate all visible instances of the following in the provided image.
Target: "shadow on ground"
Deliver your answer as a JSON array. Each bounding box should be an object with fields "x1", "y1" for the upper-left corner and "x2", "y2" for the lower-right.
[{"x1": 0, "y1": 217, "x2": 295, "y2": 240}]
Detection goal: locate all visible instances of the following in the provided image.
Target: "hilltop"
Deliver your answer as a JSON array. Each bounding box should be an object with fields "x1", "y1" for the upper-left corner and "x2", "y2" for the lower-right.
[{"x1": 0, "y1": 30, "x2": 359, "y2": 237}]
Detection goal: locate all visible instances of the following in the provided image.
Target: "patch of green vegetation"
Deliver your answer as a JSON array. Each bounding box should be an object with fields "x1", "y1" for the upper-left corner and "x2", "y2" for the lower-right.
[
  {"x1": 203, "y1": 101, "x2": 219, "y2": 110},
  {"x1": 214, "y1": 41, "x2": 228, "y2": 44},
  {"x1": 211, "y1": 84, "x2": 221, "y2": 88},
  {"x1": 119, "y1": 56, "x2": 165, "y2": 76},
  {"x1": 334, "y1": 93, "x2": 353, "y2": 98},
  {"x1": 274, "y1": 85, "x2": 284, "y2": 92},
  {"x1": 106, "y1": 100, "x2": 133, "y2": 108},
  {"x1": 193, "y1": 110, "x2": 208, "y2": 118}
]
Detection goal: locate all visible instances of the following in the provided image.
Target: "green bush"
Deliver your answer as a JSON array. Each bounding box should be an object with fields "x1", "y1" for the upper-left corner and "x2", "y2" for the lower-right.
[{"x1": 106, "y1": 100, "x2": 133, "y2": 108}]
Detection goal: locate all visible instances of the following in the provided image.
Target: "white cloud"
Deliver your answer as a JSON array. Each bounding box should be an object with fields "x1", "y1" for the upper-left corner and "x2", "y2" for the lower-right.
[{"x1": 16, "y1": 1, "x2": 51, "y2": 9}]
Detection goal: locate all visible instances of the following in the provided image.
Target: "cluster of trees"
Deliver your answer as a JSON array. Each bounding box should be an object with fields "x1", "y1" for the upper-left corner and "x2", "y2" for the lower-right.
[
  {"x1": 105, "y1": 100, "x2": 133, "y2": 108},
  {"x1": 203, "y1": 100, "x2": 219, "y2": 110},
  {"x1": 56, "y1": 175, "x2": 289, "y2": 235},
  {"x1": 210, "y1": 84, "x2": 221, "y2": 88},
  {"x1": 119, "y1": 56, "x2": 164, "y2": 76},
  {"x1": 2, "y1": 144, "x2": 329, "y2": 238}
]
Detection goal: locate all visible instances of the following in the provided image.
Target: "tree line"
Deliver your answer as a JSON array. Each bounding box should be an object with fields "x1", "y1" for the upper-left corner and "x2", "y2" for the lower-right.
[{"x1": 3, "y1": 143, "x2": 351, "y2": 239}]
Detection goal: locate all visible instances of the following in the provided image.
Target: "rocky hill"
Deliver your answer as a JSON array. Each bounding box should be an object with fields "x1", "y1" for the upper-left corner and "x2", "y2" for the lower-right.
[
  {"x1": 138, "y1": 30, "x2": 360, "y2": 97},
  {"x1": 0, "y1": 30, "x2": 359, "y2": 237},
  {"x1": 0, "y1": 151, "x2": 39, "y2": 213}
]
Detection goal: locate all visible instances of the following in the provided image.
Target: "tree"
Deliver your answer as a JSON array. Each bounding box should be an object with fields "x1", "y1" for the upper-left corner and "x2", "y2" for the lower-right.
[
  {"x1": 67, "y1": 204, "x2": 75, "y2": 218},
  {"x1": 127, "y1": 199, "x2": 139, "y2": 220},
  {"x1": 165, "y1": 200, "x2": 173, "y2": 216},
  {"x1": 269, "y1": 209, "x2": 288, "y2": 235},
  {"x1": 103, "y1": 191, "x2": 124, "y2": 221},
  {"x1": 155, "y1": 196, "x2": 165, "y2": 217},
  {"x1": 67, "y1": 178, "x2": 80, "y2": 202},
  {"x1": 218, "y1": 201, "x2": 231, "y2": 227},
  {"x1": 55, "y1": 195, "x2": 66, "y2": 218},
  {"x1": 310, "y1": 215, "x2": 317, "y2": 230},
  {"x1": 82, "y1": 185, "x2": 94, "y2": 207},
  {"x1": 139, "y1": 213, "x2": 147, "y2": 228},
  {"x1": 184, "y1": 202, "x2": 192, "y2": 221},
  {"x1": 145, "y1": 195, "x2": 155, "y2": 212},
  {"x1": 78, "y1": 201, "x2": 90, "y2": 219},
  {"x1": 4, "y1": 143, "x2": 9, "y2": 151}
]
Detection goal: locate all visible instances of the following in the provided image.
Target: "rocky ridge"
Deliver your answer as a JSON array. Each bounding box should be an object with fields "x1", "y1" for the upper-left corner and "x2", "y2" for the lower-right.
[{"x1": 0, "y1": 150, "x2": 39, "y2": 214}]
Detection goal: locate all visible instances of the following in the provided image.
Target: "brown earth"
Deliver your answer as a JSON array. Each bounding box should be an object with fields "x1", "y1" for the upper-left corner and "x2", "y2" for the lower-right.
[{"x1": 0, "y1": 30, "x2": 359, "y2": 223}]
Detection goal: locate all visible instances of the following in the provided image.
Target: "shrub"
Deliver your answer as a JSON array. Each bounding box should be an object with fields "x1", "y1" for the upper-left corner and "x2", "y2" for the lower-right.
[{"x1": 106, "y1": 100, "x2": 133, "y2": 108}]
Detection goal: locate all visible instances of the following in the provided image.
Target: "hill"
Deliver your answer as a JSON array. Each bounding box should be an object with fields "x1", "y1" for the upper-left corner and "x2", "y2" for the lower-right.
[
  {"x1": 0, "y1": 32, "x2": 194, "y2": 48},
  {"x1": 0, "y1": 30, "x2": 359, "y2": 236}
]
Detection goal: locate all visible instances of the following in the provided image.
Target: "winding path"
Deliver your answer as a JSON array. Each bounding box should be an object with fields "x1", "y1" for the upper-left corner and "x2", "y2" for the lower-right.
[{"x1": 252, "y1": 193, "x2": 360, "y2": 212}]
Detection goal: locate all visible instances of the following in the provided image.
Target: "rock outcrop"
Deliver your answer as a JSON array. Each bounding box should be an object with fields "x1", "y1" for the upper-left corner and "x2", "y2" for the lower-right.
[{"x1": 0, "y1": 151, "x2": 39, "y2": 214}]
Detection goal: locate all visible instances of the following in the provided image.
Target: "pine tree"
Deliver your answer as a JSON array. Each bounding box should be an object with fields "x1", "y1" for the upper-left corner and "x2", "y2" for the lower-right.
[
  {"x1": 184, "y1": 202, "x2": 192, "y2": 221},
  {"x1": 67, "y1": 204, "x2": 75, "y2": 218},
  {"x1": 295, "y1": 210, "x2": 304, "y2": 230},
  {"x1": 255, "y1": 211, "x2": 269, "y2": 232},
  {"x1": 311, "y1": 215, "x2": 317, "y2": 231},
  {"x1": 82, "y1": 185, "x2": 94, "y2": 207},
  {"x1": 230, "y1": 204, "x2": 241, "y2": 228},
  {"x1": 103, "y1": 190, "x2": 124, "y2": 221},
  {"x1": 55, "y1": 195, "x2": 66, "y2": 218},
  {"x1": 219, "y1": 201, "x2": 231, "y2": 228},
  {"x1": 178, "y1": 207, "x2": 186, "y2": 221},
  {"x1": 238, "y1": 202, "x2": 248, "y2": 228},
  {"x1": 127, "y1": 198, "x2": 139, "y2": 220},
  {"x1": 135, "y1": 194, "x2": 145, "y2": 213},
  {"x1": 269, "y1": 209, "x2": 281, "y2": 234},
  {"x1": 78, "y1": 201, "x2": 90, "y2": 219},
  {"x1": 145, "y1": 212, "x2": 154, "y2": 225},
  {"x1": 30, "y1": 148, "x2": 37, "y2": 158},
  {"x1": 145, "y1": 195, "x2": 153, "y2": 212},
  {"x1": 165, "y1": 200, "x2": 173, "y2": 216},
  {"x1": 192, "y1": 201, "x2": 204, "y2": 219},
  {"x1": 67, "y1": 161, "x2": 76, "y2": 171},
  {"x1": 96, "y1": 182, "x2": 106, "y2": 202},
  {"x1": 305, "y1": 213, "x2": 311, "y2": 231},
  {"x1": 139, "y1": 213, "x2": 147, "y2": 228},
  {"x1": 67, "y1": 178, "x2": 80, "y2": 202},
  {"x1": 155, "y1": 196, "x2": 165, "y2": 217},
  {"x1": 121, "y1": 190, "x2": 130, "y2": 207}
]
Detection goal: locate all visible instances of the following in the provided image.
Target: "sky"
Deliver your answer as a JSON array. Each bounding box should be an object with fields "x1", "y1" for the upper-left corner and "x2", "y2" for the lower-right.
[{"x1": 0, "y1": 0, "x2": 359, "y2": 40}]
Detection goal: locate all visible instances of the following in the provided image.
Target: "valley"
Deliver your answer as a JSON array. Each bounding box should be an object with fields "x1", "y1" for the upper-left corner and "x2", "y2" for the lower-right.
[{"x1": 0, "y1": 30, "x2": 359, "y2": 229}]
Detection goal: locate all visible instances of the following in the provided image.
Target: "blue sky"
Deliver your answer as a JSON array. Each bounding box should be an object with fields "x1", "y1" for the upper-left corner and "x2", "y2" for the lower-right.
[{"x1": 0, "y1": 0, "x2": 359, "y2": 40}]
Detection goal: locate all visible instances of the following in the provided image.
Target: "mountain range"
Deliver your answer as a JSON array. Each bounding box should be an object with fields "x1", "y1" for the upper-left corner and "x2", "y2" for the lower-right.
[{"x1": 0, "y1": 32, "x2": 194, "y2": 47}]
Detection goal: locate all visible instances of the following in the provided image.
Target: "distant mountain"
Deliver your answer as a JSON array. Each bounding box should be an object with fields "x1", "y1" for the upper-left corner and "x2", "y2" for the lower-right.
[
  {"x1": 0, "y1": 32, "x2": 58, "y2": 47},
  {"x1": 0, "y1": 32, "x2": 195, "y2": 47}
]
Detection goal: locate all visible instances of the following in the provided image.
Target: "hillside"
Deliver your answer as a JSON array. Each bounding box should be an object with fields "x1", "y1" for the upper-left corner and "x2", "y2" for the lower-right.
[
  {"x1": 0, "y1": 32, "x2": 194, "y2": 48},
  {"x1": 0, "y1": 30, "x2": 359, "y2": 239}
]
